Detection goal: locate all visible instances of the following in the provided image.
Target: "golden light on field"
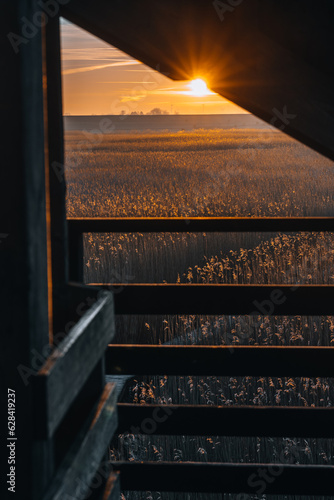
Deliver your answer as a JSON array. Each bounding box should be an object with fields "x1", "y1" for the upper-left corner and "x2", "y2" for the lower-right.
[{"x1": 188, "y1": 78, "x2": 214, "y2": 97}]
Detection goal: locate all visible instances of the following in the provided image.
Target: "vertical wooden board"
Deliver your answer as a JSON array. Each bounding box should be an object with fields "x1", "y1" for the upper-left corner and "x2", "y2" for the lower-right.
[
  {"x1": 35, "y1": 291, "x2": 114, "y2": 438},
  {"x1": 45, "y1": 15, "x2": 69, "y2": 334},
  {"x1": 68, "y1": 226, "x2": 84, "y2": 282},
  {"x1": 101, "y1": 472, "x2": 121, "y2": 500},
  {"x1": 42, "y1": 384, "x2": 118, "y2": 500},
  {"x1": 0, "y1": 1, "x2": 52, "y2": 499},
  {"x1": 85, "y1": 471, "x2": 120, "y2": 500}
]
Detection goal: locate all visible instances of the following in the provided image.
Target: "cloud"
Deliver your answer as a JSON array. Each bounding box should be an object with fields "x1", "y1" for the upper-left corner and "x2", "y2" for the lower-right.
[
  {"x1": 62, "y1": 60, "x2": 141, "y2": 76},
  {"x1": 97, "y1": 81, "x2": 156, "y2": 84},
  {"x1": 61, "y1": 48, "x2": 123, "y2": 62},
  {"x1": 119, "y1": 95, "x2": 146, "y2": 103}
]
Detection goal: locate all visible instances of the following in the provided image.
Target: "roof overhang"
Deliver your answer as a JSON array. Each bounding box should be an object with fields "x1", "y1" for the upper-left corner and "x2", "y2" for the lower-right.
[{"x1": 61, "y1": 0, "x2": 334, "y2": 160}]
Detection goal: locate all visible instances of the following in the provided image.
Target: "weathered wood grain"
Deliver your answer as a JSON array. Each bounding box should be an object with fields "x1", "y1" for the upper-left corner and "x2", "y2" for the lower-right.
[
  {"x1": 0, "y1": 2, "x2": 54, "y2": 498},
  {"x1": 35, "y1": 291, "x2": 114, "y2": 438},
  {"x1": 87, "y1": 471, "x2": 120, "y2": 500},
  {"x1": 43, "y1": 384, "x2": 117, "y2": 500},
  {"x1": 43, "y1": 383, "x2": 118, "y2": 500},
  {"x1": 45, "y1": 16, "x2": 68, "y2": 334}
]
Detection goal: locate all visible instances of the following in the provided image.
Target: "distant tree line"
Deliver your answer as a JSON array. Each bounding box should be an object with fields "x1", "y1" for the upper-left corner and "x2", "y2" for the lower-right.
[{"x1": 120, "y1": 108, "x2": 173, "y2": 116}]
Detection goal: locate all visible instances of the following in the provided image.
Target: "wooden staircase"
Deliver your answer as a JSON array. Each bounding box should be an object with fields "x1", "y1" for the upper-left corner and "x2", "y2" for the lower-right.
[
  {"x1": 68, "y1": 217, "x2": 334, "y2": 496},
  {"x1": 2, "y1": 1, "x2": 334, "y2": 498}
]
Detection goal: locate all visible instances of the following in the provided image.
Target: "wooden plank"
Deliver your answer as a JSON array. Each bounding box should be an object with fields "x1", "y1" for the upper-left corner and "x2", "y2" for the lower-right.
[
  {"x1": 96, "y1": 284, "x2": 334, "y2": 316},
  {"x1": 87, "y1": 471, "x2": 120, "y2": 500},
  {"x1": 43, "y1": 383, "x2": 118, "y2": 500},
  {"x1": 112, "y1": 461, "x2": 334, "y2": 495},
  {"x1": 35, "y1": 291, "x2": 115, "y2": 438},
  {"x1": 45, "y1": 16, "x2": 68, "y2": 334},
  {"x1": 68, "y1": 225, "x2": 84, "y2": 282},
  {"x1": 117, "y1": 404, "x2": 334, "y2": 438},
  {"x1": 53, "y1": 361, "x2": 107, "y2": 469},
  {"x1": 68, "y1": 216, "x2": 334, "y2": 234},
  {"x1": 100, "y1": 472, "x2": 120, "y2": 500},
  {"x1": 0, "y1": 2, "x2": 53, "y2": 498},
  {"x1": 106, "y1": 345, "x2": 334, "y2": 377}
]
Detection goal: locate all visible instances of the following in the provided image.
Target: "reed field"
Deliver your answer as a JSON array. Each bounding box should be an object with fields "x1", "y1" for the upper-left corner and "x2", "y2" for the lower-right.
[{"x1": 65, "y1": 127, "x2": 334, "y2": 498}]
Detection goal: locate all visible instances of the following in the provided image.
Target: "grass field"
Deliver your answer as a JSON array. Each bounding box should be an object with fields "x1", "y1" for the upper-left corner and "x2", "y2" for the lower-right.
[
  {"x1": 66, "y1": 128, "x2": 334, "y2": 219},
  {"x1": 65, "y1": 127, "x2": 334, "y2": 497}
]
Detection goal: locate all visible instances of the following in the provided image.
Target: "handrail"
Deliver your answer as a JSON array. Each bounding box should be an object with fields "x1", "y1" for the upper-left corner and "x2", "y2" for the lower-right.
[{"x1": 35, "y1": 291, "x2": 114, "y2": 438}]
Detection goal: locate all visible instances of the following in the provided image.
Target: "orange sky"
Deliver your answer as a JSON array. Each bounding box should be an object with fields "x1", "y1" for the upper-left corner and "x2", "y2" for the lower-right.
[{"x1": 60, "y1": 19, "x2": 247, "y2": 116}]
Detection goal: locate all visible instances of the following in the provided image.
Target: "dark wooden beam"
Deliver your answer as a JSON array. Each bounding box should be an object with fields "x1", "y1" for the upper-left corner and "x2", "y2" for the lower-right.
[
  {"x1": 42, "y1": 384, "x2": 118, "y2": 500},
  {"x1": 87, "y1": 471, "x2": 120, "y2": 500},
  {"x1": 106, "y1": 345, "x2": 334, "y2": 377},
  {"x1": 68, "y1": 224, "x2": 84, "y2": 282},
  {"x1": 68, "y1": 216, "x2": 334, "y2": 234},
  {"x1": 117, "y1": 404, "x2": 334, "y2": 438},
  {"x1": 112, "y1": 461, "x2": 334, "y2": 495},
  {"x1": 61, "y1": 0, "x2": 334, "y2": 160},
  {"x1": 35, "y1": 292, "x2": 115, "y2": 438},
  {"x1": 45, "y1": 16, "x2": 68, "y2": 335},
  {"x1": 96, "y1": 284, "x2": 334, "y2": 316},
  {"x1": 0, "y1": 2, "x2": 53, "y2": 498}
]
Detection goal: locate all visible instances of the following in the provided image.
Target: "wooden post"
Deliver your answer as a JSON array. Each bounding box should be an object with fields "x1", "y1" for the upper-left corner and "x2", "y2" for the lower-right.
[
  {"x1": 44, "y1": 15, "x2": 69, "y2": 336},
  {"x1": 0, "y1": 1, "x2": 53, "y2": 498}
]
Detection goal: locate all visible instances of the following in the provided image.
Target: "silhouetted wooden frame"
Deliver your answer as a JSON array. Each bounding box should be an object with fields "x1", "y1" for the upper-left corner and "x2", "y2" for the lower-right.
[
  {"x1": 35, "y1": 292, "x2": 114, "y2": 438},
  {"x1": 112, "y1": 462, "x2": 334, "y2": 495},
  {"x1": 117, "y1": 403, "x2": 334, "y2": 437}
]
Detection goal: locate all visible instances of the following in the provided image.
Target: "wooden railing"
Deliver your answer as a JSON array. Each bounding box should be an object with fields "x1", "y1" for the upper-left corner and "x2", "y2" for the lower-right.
[
  {"x1": 68, "y1": 217, "x2": 334, "y2": 496},
  {"x1": 34, "y1": 286, "x2": 120, "y2": 500}
]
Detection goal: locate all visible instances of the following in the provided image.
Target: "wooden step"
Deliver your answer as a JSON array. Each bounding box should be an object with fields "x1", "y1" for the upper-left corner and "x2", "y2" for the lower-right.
[
  {"x1": 117, "y1": 403, "x2": 334, "y2": 438},
  {"x1": 68, "y1": 216, "x2": 334, "y2": 233},
  {"x1": 106, "y1": 345, "x2": 334, "y2": 377},
  {"x1": 112, "y1": 461, "x2": 334, "y2": 495},
  {"x1": 97, "y1": 283, "x2": 334, "y2": 315}
]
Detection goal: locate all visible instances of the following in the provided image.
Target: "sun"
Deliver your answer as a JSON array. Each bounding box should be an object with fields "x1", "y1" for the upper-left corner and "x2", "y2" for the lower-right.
[{"x1": 188, "y1": 78, "x2": 213, "y2": 97}]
